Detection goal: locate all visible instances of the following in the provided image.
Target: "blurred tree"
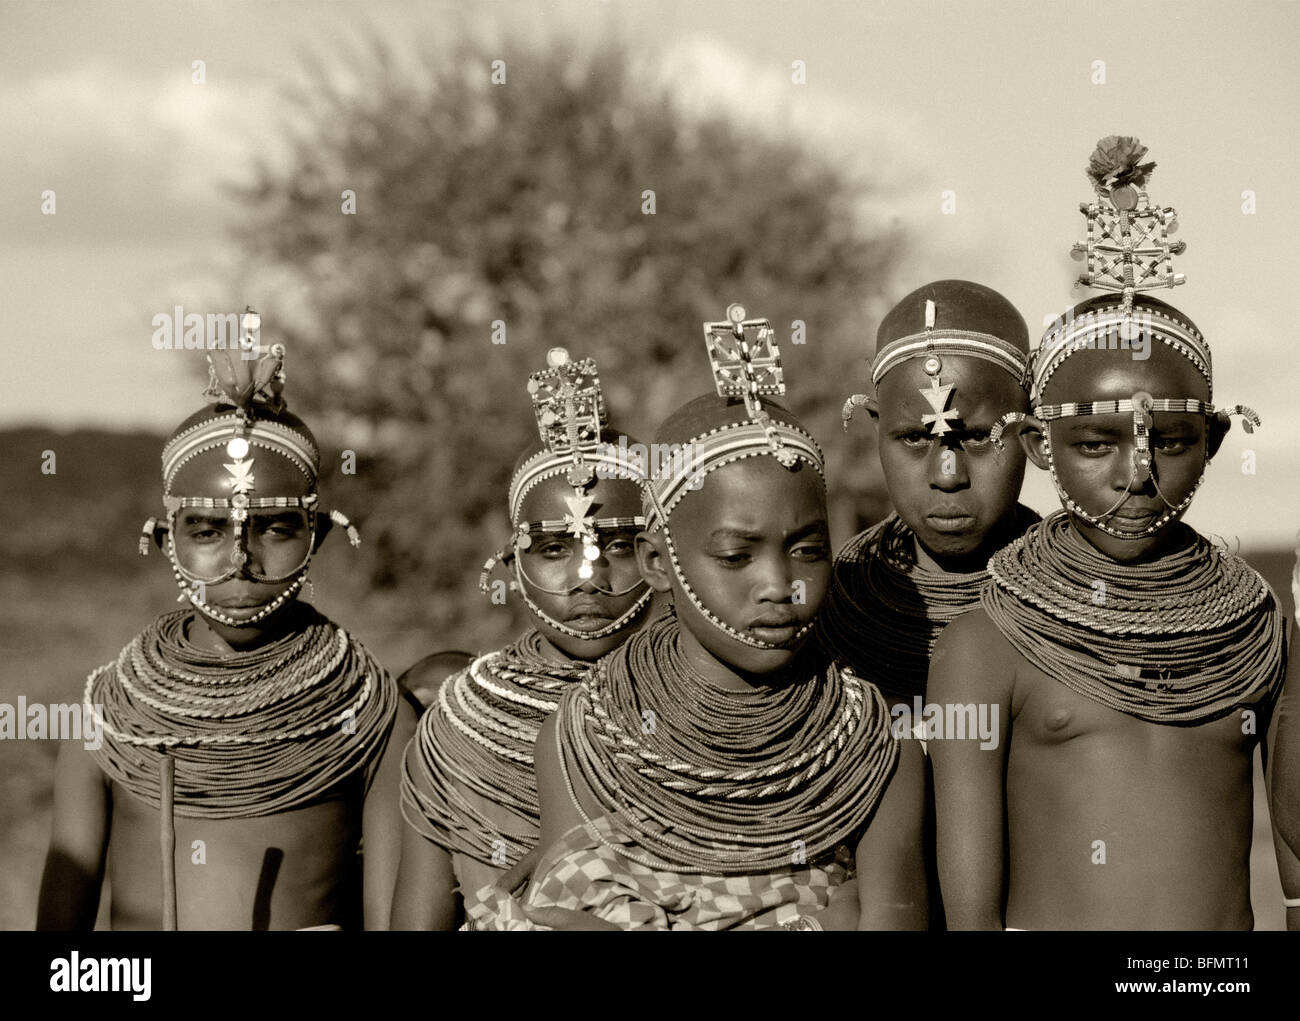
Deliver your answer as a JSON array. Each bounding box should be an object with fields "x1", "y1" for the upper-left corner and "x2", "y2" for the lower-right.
[{"x1": 231, "y1": 35, "x2": 903, "y2": 656}]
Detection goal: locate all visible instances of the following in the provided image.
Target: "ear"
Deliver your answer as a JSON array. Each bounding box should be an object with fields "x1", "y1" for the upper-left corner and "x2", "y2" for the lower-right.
[
  {"x1": 1206, "y1": 413, "x2": 1230, "y2": 461},
  {"x1": 1015, "y1": 415, "x2": 1050, "y2": 471},
  {"x1": 635, "y1": 530, "x2": 673, "y2": 595},
  {"x1": 314, "y1": 511, "x2": 334, "y2": 550},
  {"x1": 151, "y1": 521, "x2": 170, "y2": 552}
]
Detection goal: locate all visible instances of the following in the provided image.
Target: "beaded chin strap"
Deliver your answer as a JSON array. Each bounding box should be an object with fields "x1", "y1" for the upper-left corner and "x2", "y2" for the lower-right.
[
  {"x1": 842, "y1": 296, "x2": 1030, "y2": 433},
  {"x1": 644, "y1": 304, "x2": 826, "y2": 651},
  {"x1": 989, "y1": 138, "x2": 1261, "y2": 540},
  {"x1": 479, "y1": 348, "x2": 651, "y2": 642},
  {"x1": 141, "y1": 309, "x2": 362, "y2": 627}
]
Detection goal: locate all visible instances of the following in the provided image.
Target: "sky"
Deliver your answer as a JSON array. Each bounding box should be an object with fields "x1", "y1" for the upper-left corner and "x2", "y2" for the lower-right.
[{"x1": 2, "y1": 0, "x2": 1298, "y2": 547}]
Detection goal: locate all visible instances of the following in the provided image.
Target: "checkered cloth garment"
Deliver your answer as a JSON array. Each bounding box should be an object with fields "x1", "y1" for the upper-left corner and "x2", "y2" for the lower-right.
[{"x1": 465, "y1": 814, "x2": 855, "y2": 931}]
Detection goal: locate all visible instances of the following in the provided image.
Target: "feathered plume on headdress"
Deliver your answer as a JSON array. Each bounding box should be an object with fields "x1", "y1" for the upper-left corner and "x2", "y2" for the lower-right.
[
  {"x1": 203, "y1": 307, "x2": 287, "y2": 416},
  {"x1": 1086, "y1": 136, "x2": 1157, "y2": 195}
]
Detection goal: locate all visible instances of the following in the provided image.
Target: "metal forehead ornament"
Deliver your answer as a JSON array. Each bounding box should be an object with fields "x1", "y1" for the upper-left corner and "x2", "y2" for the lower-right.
[
  {"x1": 524, "y1": 348, "x2": 608, "y2": 580},
  {"x1": 916, "y1": 299, "x2": 962, "y2": 437},
  {"x1": 703, "y1": 303, "x2": 798, "y2": 466}
]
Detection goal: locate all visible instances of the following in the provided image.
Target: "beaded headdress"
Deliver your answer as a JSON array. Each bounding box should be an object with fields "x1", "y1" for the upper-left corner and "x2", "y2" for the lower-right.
[
  {"x1": 644, "y1": 304, "x2": 826, "y2": 651},
  {"x1": 990, "y1": 138, "x2": 1261, "y2": 539},
  {"x1": 842, "y1": 279, "x2": 1031, "y2": 435},
  {"x1": 480, "y1": 348, "x2": 651, "y2": 642},
  {"x1": 141, "y1": 309, "x2": 361, "y2": 626}
]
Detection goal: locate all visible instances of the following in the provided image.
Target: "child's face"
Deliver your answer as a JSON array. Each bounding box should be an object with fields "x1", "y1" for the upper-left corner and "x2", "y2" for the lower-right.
[
  {"x1": 167, "y1": 453, "x2": 316, "y2": 625},
  {"x1": 517, "y1": 473, "x2": 649, "y2": 660},
  {"x1": 173, "y1": 508, "x2": 314, "y2": 622},
  {"x1": 876, "y1": 355, "x2": 1028, "y2": 562},
  {"x1": 1038, "y1": 343, "x2": 1212, "y2": 561},
  {"x1": 663, "y1": 456, "x2": 831, "y2": 678}
]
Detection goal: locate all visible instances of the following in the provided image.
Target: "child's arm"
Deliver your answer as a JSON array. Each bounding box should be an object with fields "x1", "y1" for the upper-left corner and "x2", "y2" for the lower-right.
[
  {"x1": 36, "y1": 739, "x2": 111, "y2": 930},
  {"x1": 533, "y1": 711, "x2": 587, "y2": 855},
  {"x1": 926, "y1": 609, "x2": 1015, "y2": 930},
  {"x1": 514, "y1": 712, "x2": 620, "y2": 930},
  {"x1": 853, "y1": 734, "x2": 929, "y2": 929},
  {"x1": 1267, "y1": 621, "x2": 1300, "y2": 931},
  {"x1": 361, "y1": 697, "x2": 417, "y2": 930},
  {"x1": 388, "y1": 734, "x2": 460, "y2": 930}
]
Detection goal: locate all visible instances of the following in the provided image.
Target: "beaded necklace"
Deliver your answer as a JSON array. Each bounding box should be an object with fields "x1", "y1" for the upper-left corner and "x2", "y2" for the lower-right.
[
  {"x1": 555, "y1": 615, "x2": 899, "y2": 874},
  {"x1": 85, "y1": 607, "x2": 398, "y2": 818},
  {"x1": 819, "y1": 507, "x2": 1038, "y2": 698},
  {"x1": 400, "y1": 629, "x2": 589, "y2": 868},
  {"x1": 983, "y1": 512, "x2": 1286, "y2": 723}
]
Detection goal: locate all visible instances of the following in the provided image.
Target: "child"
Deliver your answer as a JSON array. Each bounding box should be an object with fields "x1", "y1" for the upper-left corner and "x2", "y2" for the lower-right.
[
  {"x1": 827, "y1": 279, "x2": 1037, "y2": 705},
  {"x1": 469, "y1": 306, "x2": 927, "y2": 930},
  {"x1": 37, "y1": 315, "x2": 412, "y2": 930},
  {"x1": 391, "y1": 348, "x2": 654, "y2": 929},
  {"x1": 929, "y1": 138, "x2": 1287, "y2": 929},
  {"x1": 1269, "y1": 555, "x2": 1300, "y2": 930}
]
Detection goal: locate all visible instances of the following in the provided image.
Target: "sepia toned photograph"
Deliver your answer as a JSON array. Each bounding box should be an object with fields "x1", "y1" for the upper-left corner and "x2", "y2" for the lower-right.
[{"x1": 1, "y1": 0, "x2": 1296, "y2": 999}]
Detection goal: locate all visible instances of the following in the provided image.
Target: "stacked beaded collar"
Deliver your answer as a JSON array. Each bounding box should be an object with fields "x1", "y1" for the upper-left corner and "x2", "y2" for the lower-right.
[
  {"x1": 84, "y1": 606, "x2": 398, "y2": 817},
  {"x1": 990, "y1": 139, "x2": 1260, "y2": 540},
  {"x1": 142, "y1": 311, "x2": 362, "y2": 627},
  {"x1": 400, "y1": 629, "x2": 588, "y2": 869},
  {"x1": 553, "y1": 614, "x2": 900, "y2": 873},
  {"x1": 983, "y1": 512, "x2": 1286, "y2": 724},
  {"x1": 819, "y1": 506, "x2": 1040, "y2": 699},
  {"x1": 482, "y1": 348, "x2": 652, "y2": 642},
  {"x1": 643, "y1": 304, "x2": 826, "y2": 651}
]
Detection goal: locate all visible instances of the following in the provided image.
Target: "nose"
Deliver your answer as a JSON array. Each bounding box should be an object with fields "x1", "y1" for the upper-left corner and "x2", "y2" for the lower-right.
[
  {"x1": 928, "y1": 441, "x2": 970, "y2": 491},
  {"x1": 1112, "y1": 439, "x2": 1158, "y2": 495},
  {"x1": 751, "y1": 552, "x2": 794, "y2": 604}
]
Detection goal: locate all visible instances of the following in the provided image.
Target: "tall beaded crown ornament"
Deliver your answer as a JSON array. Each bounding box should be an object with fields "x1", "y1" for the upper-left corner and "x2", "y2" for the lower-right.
[
  {"x1": 990, "y1": 137, "x2": 1260, "y2": 539},
  {"x1": 644, "y1": 304, "x2": 825, "y2": 650},
  {"x1": 479, "y1": 348, "x2": 652, "y2": 641},
  {"x1": 142, "y1": 309, "x2": 361, "y2": 627}
]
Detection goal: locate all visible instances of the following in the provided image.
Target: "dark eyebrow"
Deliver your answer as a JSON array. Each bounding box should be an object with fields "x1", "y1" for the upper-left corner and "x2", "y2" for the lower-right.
[
  {"x1": 1062, "y1": 421, "x2": 1125, "y2": 438},
  {"x1": 785, "y1": 521, "x2": 830, "y2": 543},
  {"x1": 708, "y1": 528, "x2": 765, "y2": 543},
  {"x1": 179, "y1": 511, "x2": 228, "y2": 526},
  {"x1": 255, "y1": 511, "x2": 308, "y2": 525}
]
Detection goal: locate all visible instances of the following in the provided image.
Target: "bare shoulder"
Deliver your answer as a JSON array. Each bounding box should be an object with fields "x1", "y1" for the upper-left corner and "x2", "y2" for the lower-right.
[
  {"x1": 52, "y1": 735, "x2": 111, "y2": 801},
  {"x1": 930, "y1": 607, "x2": 1019, "y2": 700},
  {"x1": 396, "y1": 650, "x2": 475, "y2": 712}
]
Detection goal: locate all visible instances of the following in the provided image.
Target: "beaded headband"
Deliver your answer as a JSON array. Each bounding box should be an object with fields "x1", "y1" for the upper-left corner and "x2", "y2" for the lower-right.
[
  {"x1": 844, "y1": 295, "x2": 1030, "y2": 434},
  {"x1": 648, "y1": 304, "x2": 826, "y2": 651},
  {"x1": 484, "y1": 348, "x2": 651, "y2": 642},
  {"x1": 140, "y1": 310, "x2": 361, "y2": 626},
  {"x1": 869, "y1": 313, "x2": 1029, "y2": 389},
  {"x1": 989, "y1": 139, "x2": 1260, "y2": 539}
]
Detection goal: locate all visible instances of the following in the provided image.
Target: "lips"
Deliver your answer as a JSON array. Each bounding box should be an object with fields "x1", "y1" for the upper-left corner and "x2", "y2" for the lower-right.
[
  {"x1": 565, "y1": 602, "x2": 615, "y2": 629},
  {"x1": 1112, "y1": 506, "x2": 1160, "y2": 520},
  {"x1": 1108, "y1": 507, "x2": 1160, "y2": 530},
  {"x1": 925, "y1": 506, "x2": 975, "y2": 532},
  {"x1": 747, "y1": 614, "x2": 804, "y2": 645},
  {"x1": 214, "y1": 596, "x2": 270, "y2": 609}
]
